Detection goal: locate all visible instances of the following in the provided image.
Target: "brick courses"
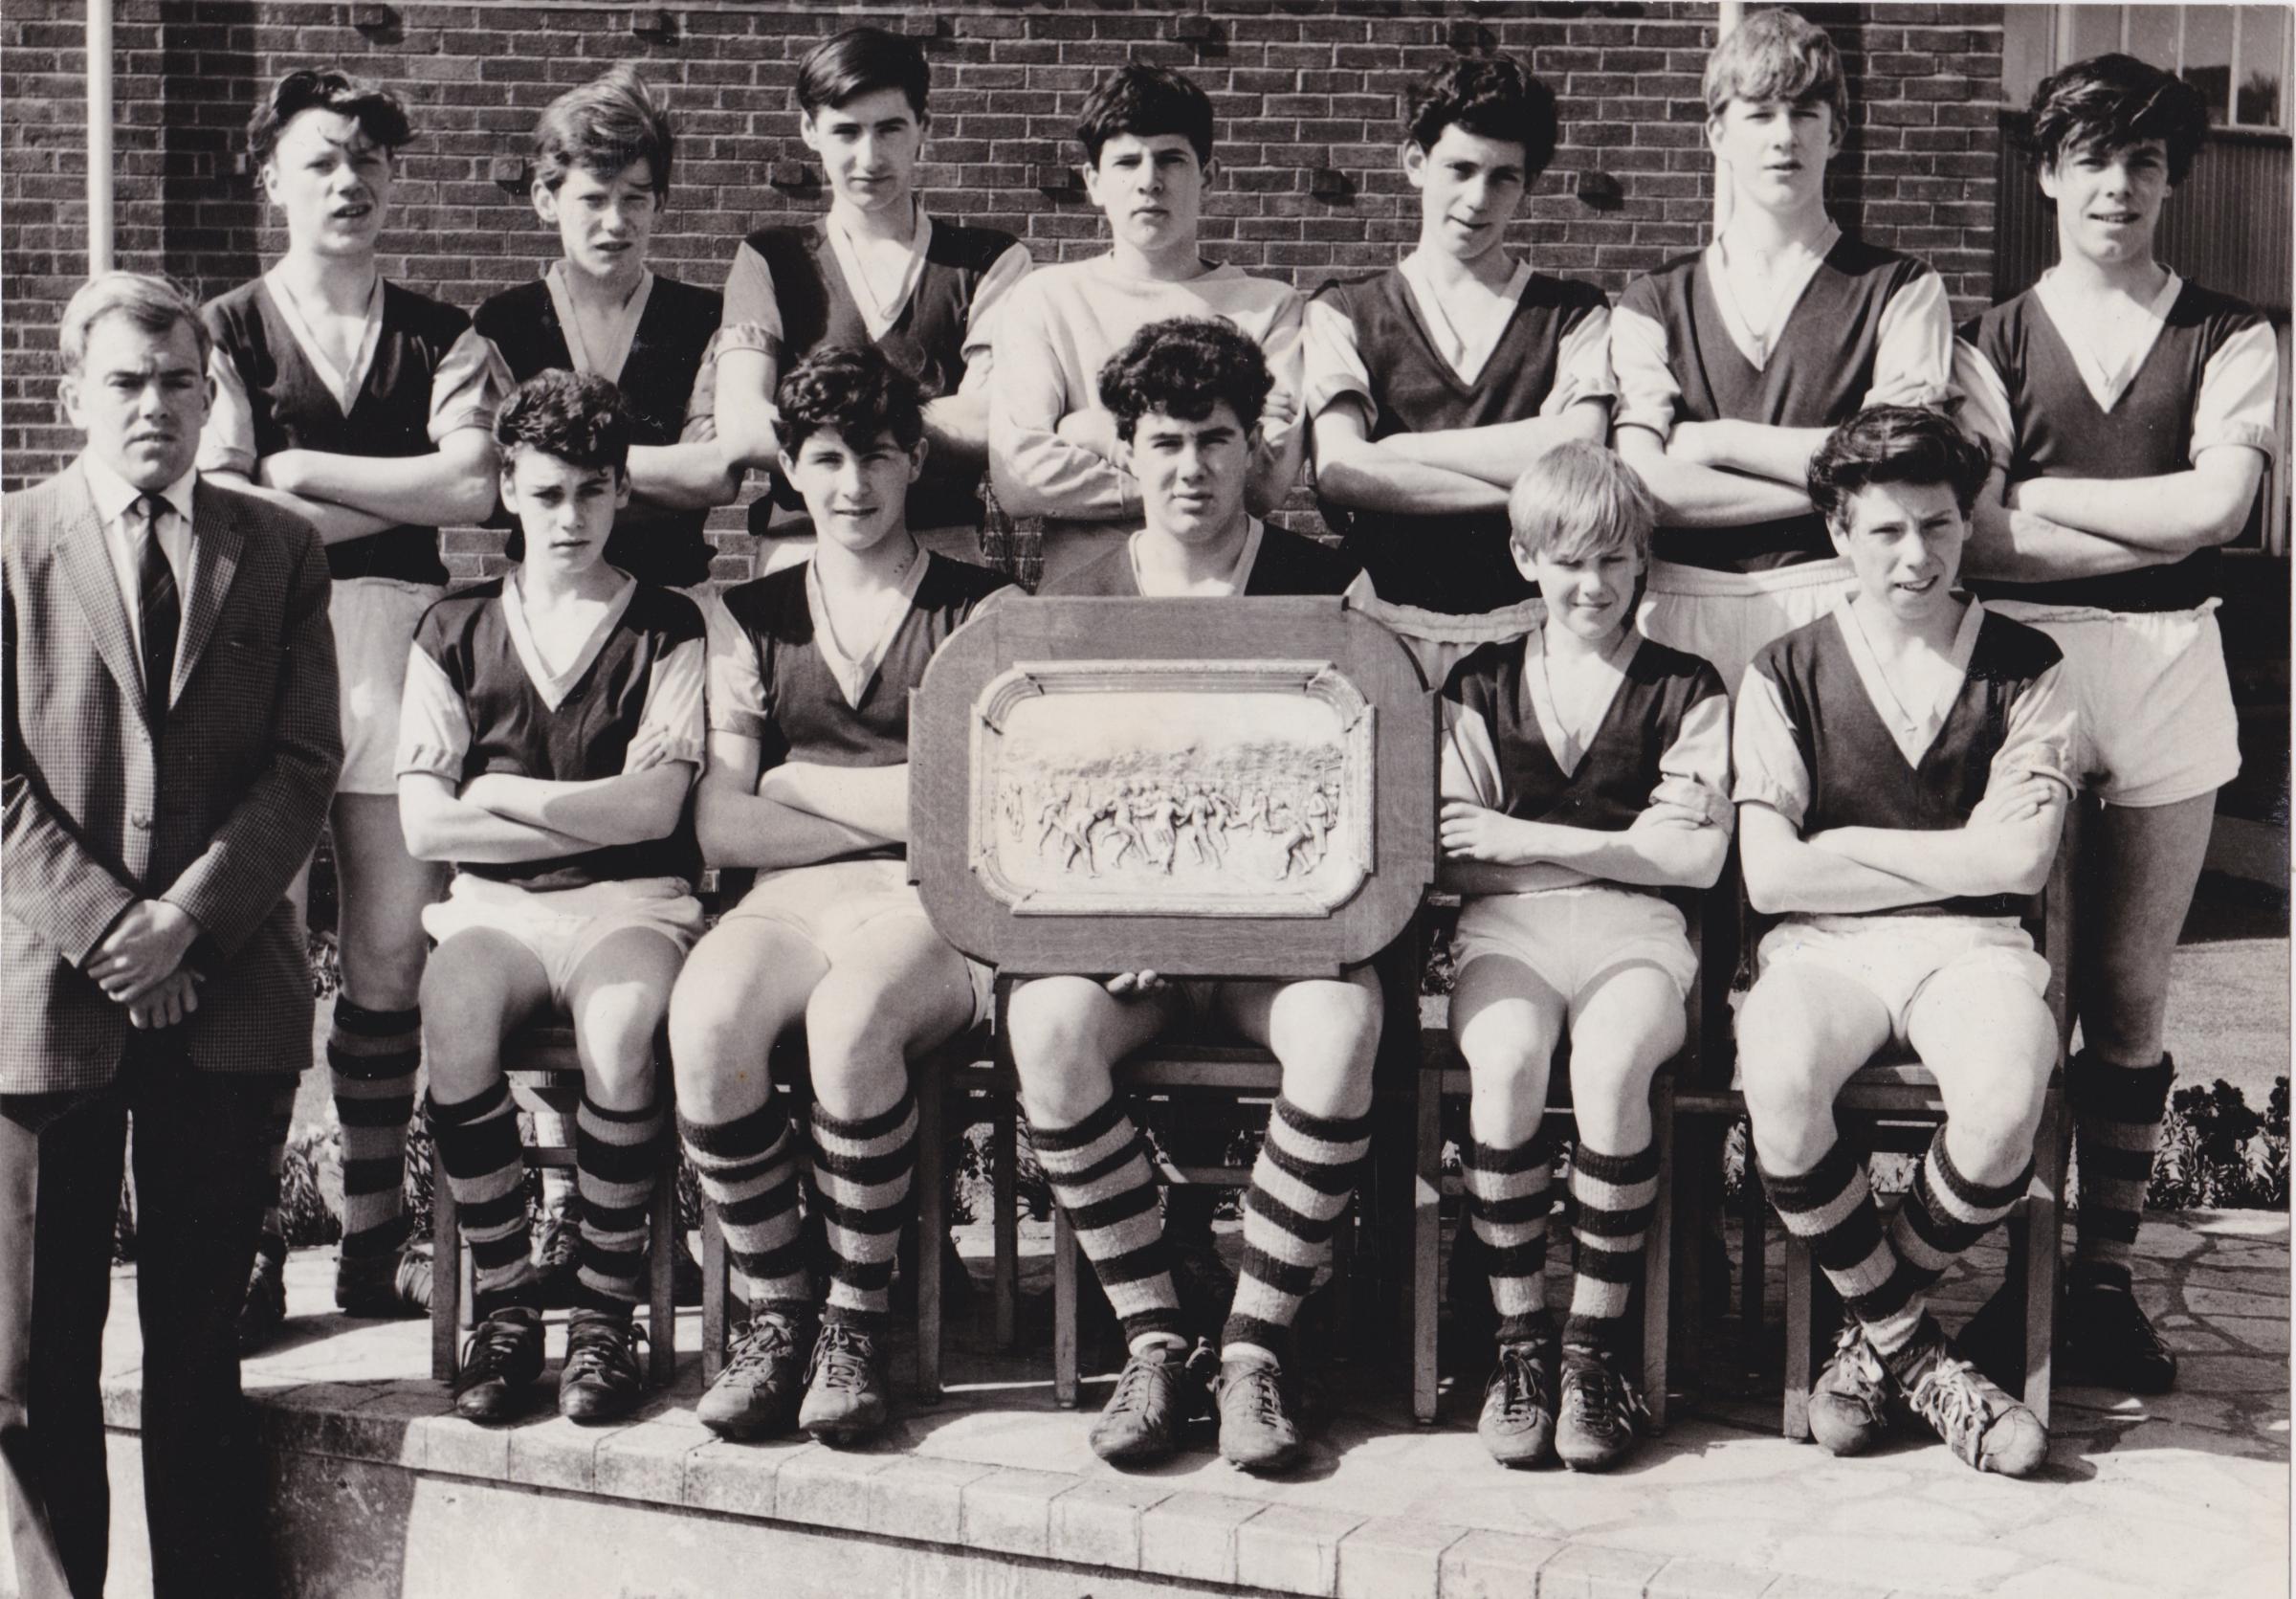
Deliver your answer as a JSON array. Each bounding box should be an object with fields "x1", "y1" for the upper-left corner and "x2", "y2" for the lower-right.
[{"x1": 0, "y1": 1, "x2": 2005, "y2": 577}]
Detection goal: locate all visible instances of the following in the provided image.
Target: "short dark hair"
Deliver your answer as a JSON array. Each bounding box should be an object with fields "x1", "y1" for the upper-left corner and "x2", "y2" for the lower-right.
[
  {"x1": 1702, "y1": 8, "x2": 1848, "y2": 128},
  {"x1": 534, "y1": 66, "x2": 673, "y2": 198},
  {"x1": 2025, "y1": 53, "x2": 2211, "y2": 187},
  {"x1": 776, "y1": 344, "x2": 925, "y2": 455},
  {"x1": 496, "y1": 369, "x2": 635, "y2": 476},
  {"x1": 1075, "y1": 64, "x2": 1214, "y2": 167},
  {"x1": 796, "y1": 27, "x2": 931, "y2": 121},
  {"x1": 1405, "y1": 56, "x2": 1559, "y2": 179},
  {"x1": 1807, "y1": 406, "x2": 1991, "y2": 528},
  {"x1": 248, "y1": 68, "x2": 412, "y2": 170},
  {"x1": 1097, "y1": 317, "x2": 1272, "y2": 443}
]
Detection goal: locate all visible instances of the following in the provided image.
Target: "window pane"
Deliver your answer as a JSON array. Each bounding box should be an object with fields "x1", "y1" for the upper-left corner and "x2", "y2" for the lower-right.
[
  {"x1": 2002, "y1": 4, "x2": 2052, "y2": 105},
  {"x1": 2070, "y1": 5, "x2": 2124, "y2": 59},
  {"x1": 2238, "y1": 6, "x2": 2286, "y2": 126},
  {"x1": 2128, "y1": 5, "x2": 2182, "y2": 69},
  {"x1": 2183, "y1": 6, "x2": 2236, "y2": 122}
]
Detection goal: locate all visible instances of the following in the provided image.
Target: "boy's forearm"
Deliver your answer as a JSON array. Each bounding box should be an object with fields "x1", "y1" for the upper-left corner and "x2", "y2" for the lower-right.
[
  {"x1": 1312, "y1": 437, "x2": 1509, "y2": 514},
  {"x1": 626, "y1": 441, "x2": 740, "y2": 511},
  {"x1": 1503, "y1": 814, "x2": 1727, "y2": 889},
  {"x1": 1247, "y1": 423, "x2": 1309, "y2": 517},
  {"x1": 1963, "y1": 497, "x2": 2151, "y2": 582},
  {"x1": 460, "y1": 766, "x2": 693, "y2": 846},
  {"x1": 922, "y1": 395, "x2": 990, "y2": 468},
  {"x1": 207, "y1": 472, "x2": 398, "y2": 545},
  {"x1": 1743, "y1": 833, "x2": 1941, "y2": 915},
  {"x1": 1813, "y1": 818, "x2": 2056, "y2": 900},
  {"x1": 1676, "y1": 419, "x2": 1832, "y2": 486},
  {"x1": 1384, "y1": 409, "x2": 1605, "y2": 488},
  {"x1": 754, "y1": 762, "x2": 910, "y2": 842},
  {"x1": 2012, "y1": 460, "x2": 2263, "y2": 556},
  {"x1": 696, "y1": 786, "x2": 894, "y2": 869},
  {"x1": 262, "y1": 440, "x2": 497, "y2": 526},
  {"x1": 399, "y1": 788, "x2": 595, "y2": 864},
  {"x1": 1616, "y1": 431, "x2": 1813, "y2": 527}
]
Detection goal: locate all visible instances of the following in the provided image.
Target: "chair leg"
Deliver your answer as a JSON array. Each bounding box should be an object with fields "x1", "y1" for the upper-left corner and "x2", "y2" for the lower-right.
[
  {"x1": 649, "y1": 1159, "x2": 676, "y2": 1387},
  {"x1": 1739, "y1": 1150, "x2": 1767, "y2": 1376},
  {"x1": 1052, "y1": 1206, "x2": 1080, "y2": 1410},
  {"x1": 702, "y1": 1197, "x2": 728, "y2": 1384},
  {"x1": 431, "y1": 1168, "x2": 462, "y2": 1383},
  {"x1": 993, "y1": 1092, "x2": 1019, "y2": 1351},
  {"x1": 915, "y1": 1066, "x2": 946, "y2": 1402},
  {"x1": 1782, "y1": 1233, "x2": 1814, "y2": 1441},
  {"x1": 2022, "y1": 1085, "x2": 2068, "y2": 1428},
  {"x1": 1642, "y1": 1074, "x2": 1675, "y2": 1432},
  {"x1": 1412, "y1": 1063, "x2": 1443, "y2": 1426}
]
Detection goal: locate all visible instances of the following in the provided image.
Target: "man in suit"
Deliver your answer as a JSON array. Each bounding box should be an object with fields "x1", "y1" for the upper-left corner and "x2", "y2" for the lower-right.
[{"x1": 2, "y1": 272, "x2": 342, "y2": 1598}]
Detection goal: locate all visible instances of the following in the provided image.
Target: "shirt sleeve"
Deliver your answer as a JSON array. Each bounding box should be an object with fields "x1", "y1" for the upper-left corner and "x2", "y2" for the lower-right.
[
  {"x1": 1439, "y1": 696, "x2": 1506, "y2": 810},
  {"x1": 1731, "y1": 660, "x2": 1811, "y2": 829},
  {"x1": 1984, "y1": 656, "x2": 2078, "y2": 799},
  {"x1": 430, "y1": 326, "x2": 512, "y2": 442},
  {"x1": 2192, "y1": 318, "x2": 2281, "y2": 459},
  {"x1": 1860, "y1": 270, "x2": 1954, "y2": 411},
  {"x1": 957, "y1": 241, "x2": 1036, "y2": 396},
  {"x1": 1540, "y1": 300, "x2": 1618, "y2": 416},
  {"x1": 703, "y1": 594, "x2": 771, "y2": 741},
  {"x1": 1608, "y1": 300, "x2": 1681, "y2": 441},
  {"x1": 677, "y1": 329, "x2": 723, "y2": 442},
  {"x1": 718, "y1": 240, "x2": 784, "y2": 360},
  {"x1": 1652, "y1": 686, "x2": 1733, "y2": 831},
  {"x1": 986, "y1": 275, "x2": 1139, "y2": 521},
  {"x1": 631, "y1": 633, "x2": 706, "y2": 771},
  {"x1": 198, "y1": 344, "x2": 258, "y2": 477},
  {"x1": 1952, "y1": 338, "x2": 2018, "y2": 465},
  {"x1": 1255, "y1": 285, "x2": 1309, "y2": 471},
  {"x1": 1301, "y1": 294, "x2": 1375, "y2": 425},
  {"x1": 395, "y1": 641, "x2": 471, "y2": 782}
]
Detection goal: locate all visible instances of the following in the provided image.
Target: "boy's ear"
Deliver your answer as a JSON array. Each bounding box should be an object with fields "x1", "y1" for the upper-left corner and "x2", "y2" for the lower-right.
[
  {"x1": 614, "y1": 466, "x2": 634, "y2": 508},
  {"x1": 532, "y1": 179, "x2": 558, "y2": 227},
  {"x1": 1401, "y1": 139, "x2": 1427, "y2": 187},
  {"x1": 1508, "y1": 540, "x2": 1537, "y2": 583},
  {"x1": 1825, "y1": 106, "x2": 1845, "y2": 158},
  {"x1": 906, "y1": 434, "x2": 930, "y2": 483},
  {"x1": 798, "y1": 109, "x2": 821, "y2": 154},
  {"x1": 776, "y1": 448, "x2": 797, "y2": 482}
]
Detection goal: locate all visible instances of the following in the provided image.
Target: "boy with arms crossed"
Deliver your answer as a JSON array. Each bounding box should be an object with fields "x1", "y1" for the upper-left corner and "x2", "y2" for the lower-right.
[
  {"x1": 1307, "y1": 56, "x2": 1612, "y2": 649},
  {"x1": 1008, "y1": 319, "x2": 1378, "y2": 1476},
  {"x1": 671, "y1": 346, "x2": 1009, "y2": 1445},
  {"x1": 991, "y1": 65, "x2": 1308, "y2": 585},
  {"x1": 401, "y1": 372, "x2": 707, "y2": 1427},
  {"x1": 1611, "y1": 9, "x2": 1954, "y2": 695},
  {"x1": 718, "y1": 27, "x2": 1031, "y2": 574},
  {"x1": 1736, "y1": 408, "x2": 2071, "y2": 1478},
  {"x1": 1440, "y1": 443, "x2": 1730, "y2": 1472},
  {"x1": 200, "y1": 68, "x2": 505, "y2": 1339},
  {"x1": 1954, "y1": 56, "x2": 2276, "y2": 1395},
  {"x1": 476, "y1": 66, "x2": 738, "y2": 592}
]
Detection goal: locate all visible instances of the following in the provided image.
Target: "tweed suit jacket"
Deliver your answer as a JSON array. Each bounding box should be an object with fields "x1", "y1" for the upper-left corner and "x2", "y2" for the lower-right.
[{"x1": 2, "y1": 461, "x2": 342, "y2": 1094}]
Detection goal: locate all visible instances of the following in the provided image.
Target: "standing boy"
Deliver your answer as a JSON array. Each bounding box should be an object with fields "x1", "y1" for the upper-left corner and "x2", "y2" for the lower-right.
[
  {"x1": 718, "y1": 27, "x2": 1032, "y2": 574},
  {"x1": 990, "y1": 65, "x2": 1308, "y2": 585},
  {"x1": 1007, "y1": 318, "x2": 1380, "y2": 1476},
  {"x1": 1735, "y1": 408, "x2": 2071, "y2": 1479},
  {"x1": 671, "y1": 345, "x2": 1009, "y2": 1446},
  {"x1": 1611, "y1": 9, "x2": 1954, "y2": 695},
  {"x1": 1440, "y1": 443, "x2": 1730, "y2": 1473},
  {"x1": 1953, "y1": 55, "x2": 2277, "y2": 1394},
  {"x1": 400, "y1": 372, "x2": 707, "y2": 1427},
  {"x1": 1307, "y1": 56, "x2": 1612, "y2": 658}
]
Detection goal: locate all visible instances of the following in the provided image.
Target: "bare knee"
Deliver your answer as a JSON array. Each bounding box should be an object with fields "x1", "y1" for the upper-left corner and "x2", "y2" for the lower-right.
[
  {"x1": 579, "y1": 995, "x2": 668, "y2": 1111},
  {"x1": 419, "y1": 964, "x2": 510, "y2": 1100},
  {"x1": 668, "y1": 971, "x2": 783, "y2": 1122},
  {"x1": 1737, "y1": 996, "x2": 1847, "y2": 1169},
  {"x1": 1459, "y1": 1036, "x2": 1555, "y2": 1147},
  {"x1": 1007, "y1": 980, "x2": 1118, "y2": 1127},
  {"x1": 804, "y1": 980, "x2": 915, "y2": 1120}
]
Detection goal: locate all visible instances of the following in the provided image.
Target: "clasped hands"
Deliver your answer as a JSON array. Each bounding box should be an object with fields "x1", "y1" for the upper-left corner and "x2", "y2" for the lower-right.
[{"x1": 86, "y1": 899, "x2": 202, "y2": 1030}]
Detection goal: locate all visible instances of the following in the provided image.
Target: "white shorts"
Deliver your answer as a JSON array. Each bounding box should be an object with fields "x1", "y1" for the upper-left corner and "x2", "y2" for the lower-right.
[
  {"x1": 1354, "y1": 592, "x2": 1549, "y2": 691},
  {"x1": 422, "y1": 875, "x2": 703, "y2": 1010},
  {"x1": 1452, "y1": 885, "x2": 1699, "y2": 1008},
  {"x1": 332, "y1": 576, "x2": 445, "y2": 795},
  {"x1": 1638, "y1": 559, "x2": 1859, "y2": 700},
  {"x1": 719, "y1": 856, "x2": 992, "y2": 1027},
  {"x1": 1989, "y1": 599, "x2": 2240, "y2": 810},
  {"x1": 1754, "y1": 913, "x2": 2050, "y2": 1047}
]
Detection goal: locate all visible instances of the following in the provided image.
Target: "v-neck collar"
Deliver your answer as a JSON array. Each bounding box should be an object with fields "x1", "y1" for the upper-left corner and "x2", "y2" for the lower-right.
[
  {"x1": 825, "y1": 205, "x2": 933, "y2": 341},
  {"x1": 1521, "y1": 622, "x2": 1641, "y2": 779},
  {"x1": 501, "y1": 568, "x2": 637, "y2": 710},
  {"x1": 1702, "y1": 220, "x2": 1841, "y2": 372},
  {"x1": 544, "y1": 261, "x2": 655, "y2": 385},
  {"x1": 806, "y1": 546, "x2": 930, "y2": 709},
  {"x1": 262, "y1": 266, "x2": 385, "y2": 416},
  {"x1": 1125, "y1": 520, "x2": 1265, "y2": 597},
  {"x1": 1397, "y1": 253, "x2": 1534, "y2": 389},
  {"x1": 2032, "y1": 266, "x2": 2183, "y2": 414},
  {"x1": 1828, "y1": 593, "x2": 1984, "y2": 769}
]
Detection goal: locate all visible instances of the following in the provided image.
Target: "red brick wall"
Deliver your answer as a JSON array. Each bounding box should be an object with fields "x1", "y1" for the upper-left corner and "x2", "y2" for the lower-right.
[{"x1": 1, "y1": 1, "x2": 2005, "y2": 574}]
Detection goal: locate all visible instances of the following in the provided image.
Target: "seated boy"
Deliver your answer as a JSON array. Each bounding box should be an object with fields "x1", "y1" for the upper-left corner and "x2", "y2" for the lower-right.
[
  {"x1": 670, "y1": 345, "x2": 1009, "y2": 1446},
  {"x1": 1610, "y1": 8, "x2": 1953, "y2": 695},
  {"x1": 1307, "y1": 56, "x2": 1611, "y2": 660},
  {"x1": 1440, "y1": 443, "x2": 1730, "y2": 1472},
  {"x1": 476, "y1": 65, "x2": 739, "y2": 592},
  {"x1": 398, "y1": 370, "x2": 708, "y2": 1426},
  {"x1": 1008, "y1": 318, "x2": 1379, "y2": 1477},
  {"x1": 718, "y1": 27, "x2": 1031, "y2": 573},
  {"x1": 1953, "y1": 54, "x2": 2276, "y2": 1394},
  {"x1": 1735, "y1": 407, "x2": 2072, "y2": 1478},
  {"x1": 990, "y1": 64, "x2": 1307, "y2": 585}
]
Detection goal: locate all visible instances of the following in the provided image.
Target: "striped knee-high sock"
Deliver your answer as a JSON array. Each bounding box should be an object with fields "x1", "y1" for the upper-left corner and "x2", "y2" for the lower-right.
[
  {"x1": 533, "y1": 1106, "x2": 576, "y2": 1226},
  {"x1": 333, "y1": 999, "x2": 421, "y2": 1265},
  {"x1": 428, "y1": 1081, "x2": 537, "y2": 1317},
  {"x1": 575, "y1": 1095, "x2": 667, "y2": 1316},
  {"x1": 1761, "y1": 1140, "x2": 1924, "y2": 1357},
  {"x1": 680, "y1": 1099, "x2": 812, "y2": 1319},
  {"x1": 1564, "y1": 1141, "x2": 1661, "y2": 1356},
  {"x1": 1883, "y1": 1128, "x2": 2029, "y2": 1316},
  {"x1": 1030, "y1": 1097, "x2": 1185, "y2": 1348},
  {"x1": 254, "y1": 1076, "x2": 299, "y2": 1259},
  {"x1": 811, "y1": 1088, "x2": 918, "y2": 1330},
  {"x1": 1461, "y1": 1133, "x2": 1552, "y2": 1344},
  {"x1": 2071, "y1": 1051, "x2": 2175, "y2": 1289},
  {"x1": 1222, "y1": 1099, "x2": 1372, "y2": 1358}
]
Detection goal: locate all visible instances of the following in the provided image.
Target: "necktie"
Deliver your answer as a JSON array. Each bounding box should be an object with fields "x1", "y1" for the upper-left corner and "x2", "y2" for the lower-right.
[{"x1": 134, "y1": 493, "x2": 179, "y2": 730}]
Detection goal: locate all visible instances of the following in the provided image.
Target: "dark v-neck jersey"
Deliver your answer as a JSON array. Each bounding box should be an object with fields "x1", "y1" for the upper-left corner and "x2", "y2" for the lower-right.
[
  {"x1": 1618, "y1": 236, "x2": 1932, "y2": 572},
  {"x1": 475, "y1": 276, "x2": 723, "y2": 589},
  {"x1": 1442, "y1": 634, "x2": 1725, "y2": 834},
  {"x1": 1039, "y1": 524, "x2": 1364, "y2": 598},
  {"x1": 202, "y1": 278, "x2": 470, "y2": 585},
  {"x1": 747, "y1": 218, "x2": 1020, "y2": 533},
  {"x1": 413, "y1": 579, "x2": 706, "y2": 891},
  {"x1": 1310, "y1": 267, "x2": 1608, "y2": 613},
  {"x1": 1749, "y1": 607, "x2": 2063, "y2": 917},
  {"x1": 1961, "y1": 280, "x2": 2266, "y2": 612}
]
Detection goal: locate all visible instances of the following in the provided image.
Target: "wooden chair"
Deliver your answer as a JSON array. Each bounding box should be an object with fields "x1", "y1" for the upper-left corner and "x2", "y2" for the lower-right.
[{"x1": 430, "y1": 1024, "x2": 678, "y2": 1387}]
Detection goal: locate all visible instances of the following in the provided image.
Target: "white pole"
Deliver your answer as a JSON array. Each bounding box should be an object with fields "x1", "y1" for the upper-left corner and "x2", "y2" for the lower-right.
[
  {"x1": 87, "y1": 0, "x2": 113, "y2": 275},
  {"x1": 1712, "y1": 0, "x2": 1743, "y2": 240}
]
